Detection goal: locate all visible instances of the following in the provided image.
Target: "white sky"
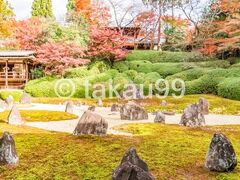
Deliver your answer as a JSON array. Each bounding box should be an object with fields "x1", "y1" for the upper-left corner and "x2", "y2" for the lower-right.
[
  {"x1": 8, "y1": 0, "x2": 68, "y2": 20},
  {"x1": 8, "y1": 0, "x2": 209, "y2": 21}
]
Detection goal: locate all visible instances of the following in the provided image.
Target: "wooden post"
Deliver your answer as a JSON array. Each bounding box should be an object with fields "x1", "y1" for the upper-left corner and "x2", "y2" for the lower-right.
[
  {"x1": 25, "y1": 60, "x2": 29, "y2": 82},
  {"x1": 5, "y1": 60, "x2": 8, "y2": 89}
]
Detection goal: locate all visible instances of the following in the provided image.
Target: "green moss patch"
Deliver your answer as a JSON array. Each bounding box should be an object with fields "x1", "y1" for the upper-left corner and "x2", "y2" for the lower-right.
[
  {"x1": 1, "y1": 123, "x2": 240, "y2": 179},
  {"x1": 0, "y1": 110, "x2": 78, "y2": 122}
]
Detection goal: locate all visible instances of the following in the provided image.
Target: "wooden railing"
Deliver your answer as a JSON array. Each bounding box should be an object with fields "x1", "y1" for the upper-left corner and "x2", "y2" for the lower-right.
[{"x1": 0, "y1": 72, "x2": 26, "y2": 80}]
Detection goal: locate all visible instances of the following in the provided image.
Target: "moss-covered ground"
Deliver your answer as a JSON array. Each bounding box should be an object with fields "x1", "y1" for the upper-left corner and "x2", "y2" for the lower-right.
[
  {"x1": 0, "y1": 110, "x2": 77, "y2": 122},
  {"x1": 0, "y1": 123, "x2": 240, "y2": 179}
]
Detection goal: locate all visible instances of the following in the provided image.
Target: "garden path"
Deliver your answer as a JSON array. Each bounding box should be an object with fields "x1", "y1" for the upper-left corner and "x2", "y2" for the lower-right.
[{"x1": 20, "y1": 103, "x2": 240, "y2": 135}]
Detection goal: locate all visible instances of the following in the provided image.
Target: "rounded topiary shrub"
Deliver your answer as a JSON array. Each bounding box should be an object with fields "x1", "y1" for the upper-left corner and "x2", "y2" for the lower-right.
[
  {"x1": 151, "y1": 63, "x2": 183, "y2": 78},
  {"x1": 218, "y1": 78, "x2": 240, "y2": 100},
  {"x1": 166, "y1": 68, "x2": 208, "y2": 81},
  {"x1": 123, "y1": 70, "x2": 138, "y2": 81},
  {"x1": 113, "y1": 61, "x2": 130, "y2": 72},
  {"x1": 128, "y1": 60, "x2": 153, "y2": 73}
]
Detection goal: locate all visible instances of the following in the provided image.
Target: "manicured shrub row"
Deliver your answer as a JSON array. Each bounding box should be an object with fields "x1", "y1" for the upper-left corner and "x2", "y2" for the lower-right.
[
  {"x1": 218, "y1": 78, "x2": 240, "y2": 101},
  {"x1": 25, "y1": 56, "x2": 240, "y2": 100},
  {"x1": 126, "y1": 50, "x2": 210, "y2": 63},
  {"x1": 185, "y1": 68, "x2": 240, "y2": 100},
  {"x1": 114, "y1": 59, "x2": 230, "y2": 78}
]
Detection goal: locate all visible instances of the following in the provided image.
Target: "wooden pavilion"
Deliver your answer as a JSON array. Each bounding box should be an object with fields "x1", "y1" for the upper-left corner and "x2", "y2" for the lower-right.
[{"x1": 0, "y1": 51, "x2": 35, "y2": 89}]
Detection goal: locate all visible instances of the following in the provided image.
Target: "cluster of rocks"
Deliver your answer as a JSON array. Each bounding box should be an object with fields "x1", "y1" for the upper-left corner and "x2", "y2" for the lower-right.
[
  {"x1": 112, "y1": 148, "x2": 155, "y2": 180},
  {"x1": 179, "y1": 98, "x2": 209, "y2": 127}
]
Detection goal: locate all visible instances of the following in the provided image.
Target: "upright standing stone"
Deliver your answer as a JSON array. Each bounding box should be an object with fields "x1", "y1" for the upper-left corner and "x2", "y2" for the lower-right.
[
  {"x1": 161, "y1": 100, "x2": 167, "y2": 107},
  {"x1": 179, "y1": 98, "x2": 208, "y2": 127},
  {"x1": 154, "y1": 112, "x2": 165, "y2": 124},
  {"x1": 5, "y1": 96, "x2": 14, "y2": 109},
  {"x1": 65, "y1": 101, "x2": 74, "y2": 114},
  {"x1": 96, "y1": 99, "x2": 103, "y2": 106},
  {"x1": 73, "y1": 111, "x2": 108, "y2": 136},
  {"x1": 199, "y1": 97, "x2": 209, "y2": 115},
  {"x1": 112, "y1": 148, "x2": 155, "y2": 180},
  {"x1": 120, "y1": 102, "x2": 148, "y2": 120},
  {"x1": 205, "y1": 133, "x2": 237, "y2": 172},
  {"x1": 0, "y1": 132, "x2": 19, "y2": 165},
  {"x1": 20, "y1": 93, "x2": 31, "y2": 104},
  {"x1": 111, "y1": 104, "x2": 120, "y2": 112},
  {"x1": 8, "y1": 105, "x2": 24, "y2": 125}
]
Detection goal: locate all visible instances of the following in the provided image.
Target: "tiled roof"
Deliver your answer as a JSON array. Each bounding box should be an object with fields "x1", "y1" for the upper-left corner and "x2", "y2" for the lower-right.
[{"x1": 0, "y1": 51, "x2": 35, "y2": 57}]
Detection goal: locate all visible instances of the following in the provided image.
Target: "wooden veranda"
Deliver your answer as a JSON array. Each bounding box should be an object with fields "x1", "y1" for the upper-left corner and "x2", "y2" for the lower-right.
[{"x1": 0, "y1": 51, "x2": 34, "y2": 89}]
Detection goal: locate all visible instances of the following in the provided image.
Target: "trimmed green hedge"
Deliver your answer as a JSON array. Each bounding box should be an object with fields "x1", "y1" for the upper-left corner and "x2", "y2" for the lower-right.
[
  {"x1": 218, "y1": 78, "x2": 240, "y2": 100},
  {"x1": 167, "y1": 68, "x2": 209, "y2": 81},
  {"x1": 126, "y1": 50, "x2": 208, "y2": 63}
]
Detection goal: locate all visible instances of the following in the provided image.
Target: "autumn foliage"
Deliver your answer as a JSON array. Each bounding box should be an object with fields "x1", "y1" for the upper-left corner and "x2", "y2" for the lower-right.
[
  {"x1": 36, "y1": 42, "x2": 89, "y2": 75},
  {"x1": 197, "y1": 0, "x2": 240, "y2": 58},
  {"x1": 88, "y1": 26, "x2": 127, "y2": 63},
  {"x1": 10, "y1": 18, "x2": 89, "y2": 75}
]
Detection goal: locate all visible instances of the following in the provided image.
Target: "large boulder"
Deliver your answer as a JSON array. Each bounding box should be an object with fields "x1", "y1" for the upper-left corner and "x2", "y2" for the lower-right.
[
  {"x1": 8, "y1": 105, "x2": 24, "y2": 125},
  {"x1": 111, "y1": 104, "x2": 120, "y2": 112},
  {"x1": 73, "y1": 111, "x2": 108, "y2": 136},
  {"x1": 205, "y1": 133, "x2": 237, "y2": 172},
  {"x1": 65, "y1": 101, "x2": 74, "y2": 114},
  {"x1": 120, "y1": 102, "x2": 148, "y2": 120},
  {"x1": 0, "y1": 132, "x2": 19, "y2": 165},
  {"x1": 154, "y1": 112, "x2": 165, "y2": 124},
  {"x1": 179, "y1": 98, "x2": 208, "y2": 127},
  {"x1": 112, "y1": 148, "x2": 155, "y2": 180},
  {"x1": 5, "y1": 95, "x2": 14, "y2": 109},
  {"x1": 20, "y1": 92, "x2": 31, "y2": 104}
]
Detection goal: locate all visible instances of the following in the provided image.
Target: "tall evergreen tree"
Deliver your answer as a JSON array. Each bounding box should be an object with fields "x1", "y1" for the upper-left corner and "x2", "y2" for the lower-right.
[
  {"x1": 32, "y1": 0, "x2": 54, "y2": 18},
  {"x1": 0, "y1": 0, "x2": 14, "y2": 20},
  {"x1": 67, "y1": 0, "x2": 76, "y2": 12}
]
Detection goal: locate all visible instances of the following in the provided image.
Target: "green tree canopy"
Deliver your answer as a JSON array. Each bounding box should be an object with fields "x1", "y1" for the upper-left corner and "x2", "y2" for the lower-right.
[
  {"x1": 67, "y1": 0, "x2": 76, "y2": 12},
  {"x1": 32, "y1": 0, "x2": 54, "y2": 18}
]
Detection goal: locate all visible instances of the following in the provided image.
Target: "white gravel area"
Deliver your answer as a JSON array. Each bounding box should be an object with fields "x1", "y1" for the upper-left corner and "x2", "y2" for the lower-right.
[{"x1": 15, "y1": 103, "x2": 240, "y2": 135}]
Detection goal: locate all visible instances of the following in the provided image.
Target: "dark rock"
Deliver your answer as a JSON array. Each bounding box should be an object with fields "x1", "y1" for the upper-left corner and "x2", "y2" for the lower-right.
[
  {"x1": 88, "y1": 106, "x2": 96, "y2": 112},
  {"x1": 73, "y1": 111, "x2": 108, "y2": 136},
  {"x1": 8, "y1": 105, "x2": 24, "y2": 125},
  {"x1": 120, "y1": 102, "x2": 148, "y2": 120},
  {"x1": 65, "y1": 101, "x2": 74, "y2": 114},
  {"x1": 112, "y1": 148, "x2": 155, "y2": 180},
  {"x1": 179, "y1": 98, "x2": 207, "y2": 127},
  {"x1": 5, "y1": 96, "x2": 14, "y2": 109},
  {"x1": 154, "y1": 112, "x2": 165, "y2": 123},
  {"x1": 111, "y1": 104, "x2": 120, "y2": 112},
  {"x1": 20, "y1": 93, "x2": 31, "y2": 104},
  {"x1": 0, "y1": 132, "x2": 19, "y2": 165},
  {"x1": 205, "y1": 133, "x2": 237, "y2": 172}
]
